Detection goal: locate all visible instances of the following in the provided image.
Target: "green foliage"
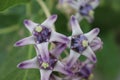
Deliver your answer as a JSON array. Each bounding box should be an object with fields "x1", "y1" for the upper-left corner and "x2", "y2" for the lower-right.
[{"x1": 0, "y1": 0, "x2": 29, "y2": 11}]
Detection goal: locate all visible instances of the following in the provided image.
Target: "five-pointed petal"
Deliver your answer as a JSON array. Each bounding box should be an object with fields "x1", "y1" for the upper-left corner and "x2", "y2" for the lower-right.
[
  {"x1": 64, "y1": 15, "x2": 101, "y2": 68},
  {"x1": 17, "y1": 42, "x2": 71, "y2": 80},
  {"x1": 14, "y1": 15, "x2": 69, "y2": 47}
]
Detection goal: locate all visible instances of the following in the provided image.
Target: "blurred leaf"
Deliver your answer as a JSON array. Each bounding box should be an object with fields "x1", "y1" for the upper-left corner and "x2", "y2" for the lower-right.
[
  {"x1": 95, "y1": 32, "x2": 120, "y2": 80},
  {"x1": 0, "y1": 0, "x2": 29, "y2": 11},
  {"x1": 0, "y1": 14, "x2": 20, "y2": 28},
  {"x1": 0, "y1": 28, "x2": 40, "y2": 80}
]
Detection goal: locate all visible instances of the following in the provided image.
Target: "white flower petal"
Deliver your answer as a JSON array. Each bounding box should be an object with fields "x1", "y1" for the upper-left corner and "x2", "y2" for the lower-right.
[
  {"x1": 89, "y1": 0, "x2": 99, "y2": 9},
  {"x1": 90, "y1": 37, "x2": 103, "y2": 51},
  {"x1": 65, "y1": 50, "x2": 80, "y2": 68},
  {"x1": 75, "y1": 13, "x2": 84, "y2": 22},
  {"x1": 50, "y1": 31, "x2": 69, "y2": 44},
  {"x1": 54, "y1": 61, "x2": 72, "y2": 75},
  {"x1": 82, "y1": 46, "x2": 97, "y2": 63},
  {"x1": 41, "y1": 15, "x2": 57, "y2": 29},
  {"x1": 14, "y1": 36, "x2": 35, "y2": 47},
  {"x1": 50, "y1": 75, "x2": 62, "y2": 80},
  {"x1": 24, "y1": 20, "x2": 38, "y2": 33},
  {"x1": 50, "y1": 43, "x2": 67, "y2": 58},
  {"x1": 84, "y1": 28, "x2": 100, "y2": 43},
  {"x1": 35, "y1": 42, "x2": 49, "y2": 62},
  {"x1": 17, "y1": 57, "x2": 39, "y2": 69},
  {"x1": 68, "y1": 0, "x2": 79, "y2": 10},
  {"x1": 40, "y1": 69, "x2": 52, "y2": 80},
  {"x1": 70, "y1": 15, "x2": 83, "y2": 36}
]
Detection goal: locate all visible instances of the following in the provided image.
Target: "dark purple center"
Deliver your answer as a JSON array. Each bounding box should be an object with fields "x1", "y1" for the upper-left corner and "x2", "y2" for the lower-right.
[
  {"x1": 76, "y1": 64, "x2": 92, "y2": 79},
  {"x1": 33, "y1": 26, "x2": 51, "y2": 44},
  {"x1": 79, "y1": 4, "x2": 93, "y2": 16},
  {"x1": 71, "y1": 34, "x2": 88, "y2": 53},
  {"x1": 37, "y1": 54, "x2": 57, "y2": 70}
]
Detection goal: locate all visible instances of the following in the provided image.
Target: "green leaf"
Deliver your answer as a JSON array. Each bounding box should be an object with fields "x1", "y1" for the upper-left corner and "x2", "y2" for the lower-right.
[
  {"x1": 95, "y1": 32, "x2": 120, "y2": 80},
  {"x1": 0, "y1": 0, "x2": 29, "y2": 11}
]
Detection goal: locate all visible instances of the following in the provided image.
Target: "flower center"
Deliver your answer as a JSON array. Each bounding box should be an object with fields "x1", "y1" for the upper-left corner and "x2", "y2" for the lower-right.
[
  {"x1": 79, "y1": 4, "x2": 93, "y2": 16},
  {"x1": 71, "y1": 34, "x2": 88, "y2": 53},
  {"x1": 82, "y1": 40, "x2": 88, "y2": 47},
  {"x1": 33, "y1": 25, "x2": 51, "y2": 44},
  {"x1": 41, "y1": 62, "x2": 49, "y2": 69},
  {"x1": 37, "y1": 54, "x2": 57, "y2": 70},
  {"x1": 35, "y1": 26, "x2": 42, "y2": 32},
  {"x1": 76, "y1": 65, "x2": 92, "y2": 79}
]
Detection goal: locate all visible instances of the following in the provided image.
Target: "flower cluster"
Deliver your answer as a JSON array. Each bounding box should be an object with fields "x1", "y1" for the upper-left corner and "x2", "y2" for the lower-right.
[
  {"x1": 14, "y1": 14, "x2": 102, "y2": 80},
  {"x1": 58, "y1": 0, "x2": 99, "y2": 22}
]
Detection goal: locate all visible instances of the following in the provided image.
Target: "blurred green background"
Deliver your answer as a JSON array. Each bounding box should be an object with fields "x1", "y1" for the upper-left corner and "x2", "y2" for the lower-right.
[{"x1": 0, "y1": 0, "x2": 120, "y2": 80}]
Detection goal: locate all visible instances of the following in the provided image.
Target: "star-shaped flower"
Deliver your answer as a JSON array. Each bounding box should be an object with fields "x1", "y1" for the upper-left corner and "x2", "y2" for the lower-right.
[
  {"x1": 17, "y1": 42, "x2": 71, "y2": 80},
  {"x1": 58, "y1": 0, "x2": 99, "y2": 22},
  {"x1": 64, "y1": 15, "x2": 102, "y2": 68},
  {"x1": 14, "y1": 14, "x2": 69, "y2": 47},
  {"x1": 49, "y1": 59, "x2": 95, "y2": 80}
]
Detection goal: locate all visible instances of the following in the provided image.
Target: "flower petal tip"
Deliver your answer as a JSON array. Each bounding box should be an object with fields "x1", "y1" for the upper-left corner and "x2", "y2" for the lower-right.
[
  {"x1": 24, "y1": 19, "x2": 30, "y2": 25},
  {"x1": 14, "y1": 41, "x2": 23, "y2": 47},
  {"x1": 50, "y1": 14, "x2": 58, "y2": 20},
  {"x1": 17, "y1": 63, "x2": 26, "y2": 69},
  {"x1": 91, "y1": 54, "x2": 97, "y2": 63},
  {"x1": 71, "y1": 15, "x2": 76, "y2": 21},
  {"x1": 94, "y1": 28, "x2": 100, "y2": 34}
]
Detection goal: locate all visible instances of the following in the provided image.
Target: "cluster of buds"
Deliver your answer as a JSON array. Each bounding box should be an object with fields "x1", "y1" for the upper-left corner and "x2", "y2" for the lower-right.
[
  {"x1": 58, "y1": 0, "x2": 99, "y2": 23},
  {"x1": 14, "y1": 14, "x2": 103, "y2": 80}
]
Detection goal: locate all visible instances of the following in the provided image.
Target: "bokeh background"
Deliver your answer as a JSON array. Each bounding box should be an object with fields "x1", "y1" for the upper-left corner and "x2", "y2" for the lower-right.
[{"x1": 0, "y1": 0, "x2": 120, "y2": 80}]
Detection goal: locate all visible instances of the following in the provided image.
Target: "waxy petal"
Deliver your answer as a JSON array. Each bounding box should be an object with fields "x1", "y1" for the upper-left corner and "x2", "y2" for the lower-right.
[
  {"x1": 85, "y1": 15, "x2": 94, "y2": 23},
  {"x1": 14, "y1": 36, "x2": 35, "y2": 47},
  {"x1": 68, "y1": 0, "x2": 79, "y2": 10},
  {"x1": 89, "y1": 0, "x2": 99, "y2": 9},
  {"x1": 50, "y1": 75, "x2": 62, "y2": 80},
  {"x1": 41, "y1": 15, "x2": 57, "y2": 29},
  {"x1": 36, "y1": 42, "x2": 49, "y2": 62},
  {"x1": 17, "y1": 57, "x2": 39, "y2": 69},
  {"x1": 24, "y1": 20, "x2": 38, "y2": 33},
  {"x1": 70, "y1": 15, "x2": 83, "y2": 35},
  {"x1": 82, "y1": 46, "x2": 97, "y2": 63},
  {"x1": 50, "y1": 31, "x2": 69, "y2": 44},
  {"x1": 65, "y1": 50, "x2": 80, "y2": 68},
  {"x1": 50, "y1": 43, "x2": 67, "y2": 58},
  {"x1": 90, "y1": 37, "x2": 103, "y2": 51},
  {"x1": 54, "y1": 61, "x2": 72, "y2": 75},
  {"x1": 85, "y1": 28, "x2": 100, "y2": 43},
  {"x1": 40, "y1": 69, "x2": 52, "y2": 80}
]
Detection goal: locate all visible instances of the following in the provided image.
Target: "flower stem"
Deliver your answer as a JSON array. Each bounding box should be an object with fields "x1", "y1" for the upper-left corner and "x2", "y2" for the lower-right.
[
  {"x1": 23, "y1": 2, "x2": 33, "y2": 80},
  {"x1": 0, "y1": 25, "x2": 19, "y2": 34},
  {"x1": 37, "y1": 0, "x2": 55, "y2": 30},
  {"x1": 37, "y1": 0, "x2": 51, "y2": 18},
  {"x1": 23, "y1": 45, "x2": 33, "y2": 80}
]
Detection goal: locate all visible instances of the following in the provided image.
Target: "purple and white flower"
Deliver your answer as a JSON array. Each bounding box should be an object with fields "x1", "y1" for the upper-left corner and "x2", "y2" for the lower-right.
[
  {"x1": 58, "y1": 0, "x2": 99, "y2": 22},
  {"x1": 50, "y1": 59, "x2": 95, "y2": 80},
  {"x1": 64, "y1": 15, "x2": 102, "y2": 68},
  {"x1": 14, "y1": 15, "x2": 69, "y2": 47},
  {"x1": 17, "y1": 42, "x2": 71, "y2": 80}
]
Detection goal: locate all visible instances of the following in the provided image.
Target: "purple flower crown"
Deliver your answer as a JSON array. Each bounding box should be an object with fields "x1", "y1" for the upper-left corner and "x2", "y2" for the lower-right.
[{"x1": 14, "y1": 14, "x2": 103, "y2": 80}]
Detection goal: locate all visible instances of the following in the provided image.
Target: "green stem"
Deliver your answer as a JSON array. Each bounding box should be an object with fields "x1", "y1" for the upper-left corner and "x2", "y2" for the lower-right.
[
  {"x1": 23, "y1": 2, "x2": 33, "y2": 80},
  {"x1": 0, "y1": 25, "x2": 19, "y2": 34},
  {"x1": 26, "y1": 2, "x2": 32, "y2": 18},
  {"x1": 37, "y1": 0, "x2": 55, "y2": 30},
  {"x1": 23, "y1": 45, "x2": 33, "y2": 80},
  {"x1": 37, "y1": 0, "x2": 51, "y2": 18}
]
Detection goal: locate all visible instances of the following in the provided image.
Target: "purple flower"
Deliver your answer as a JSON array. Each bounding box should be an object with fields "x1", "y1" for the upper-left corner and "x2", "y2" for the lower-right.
[
  {"x1": 58, "y1": 0, "x2": 99, "y2": 22},
  {"x1": 50, "y1": 59, "x2": 95, "y2": 80},
  {"x1": 17, "y1": 42, "x2": 71, "y2": 80},
  {"x1": 14, "y1": 15, "x2": 69, "y2": 47},
  {"x1": 64, "y1": 15, "x2": 102, "y2": 68}
]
